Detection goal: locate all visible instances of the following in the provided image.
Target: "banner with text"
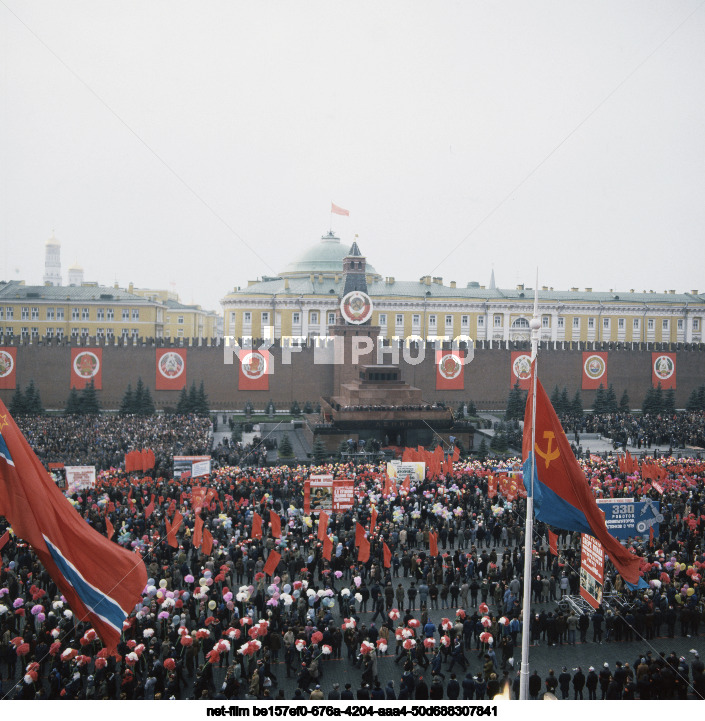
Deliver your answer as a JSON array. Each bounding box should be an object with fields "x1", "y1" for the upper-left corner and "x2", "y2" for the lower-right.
[
  {"x1": 65, "y1": 465, "x2": 96, "y2": 495},
  {"x1": 0, "y1": 347, "x2": 17, "y2": 389},
  {"x1": 387, "y1": 460, "x2": 426, "y2": 483},
  {"x1": 305, "y1": 475, "x2": 333, "y2": 514},
  {"x1": 596, "y1": 498, "x2": 662, "y2": 539},
  {"x1": 173, "y1": 455, "x2": 212, "y2": 480},
  {"x1": 333, "y1": 479, "x2": 355, "y2": 513},
  {"x1": 579, "y1": 534, "x2": 605, "y2": 609},
  {"x1": 582, "y1": 351, "x2": 608, "y2": 390},
  {"x1": 156, "y1": 349, "x2": 187, "y2": 390},
  {"x1": 70, "y1": 348, "x2": 102, "y2": 389}
]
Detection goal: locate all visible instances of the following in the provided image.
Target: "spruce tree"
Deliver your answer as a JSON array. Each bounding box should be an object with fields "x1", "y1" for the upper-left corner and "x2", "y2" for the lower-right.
[
  {"x1": 188, "y1": 382, "x2": 198, "y2": 412},
  {"x1": 134, "y1": 379, "x2": 146, "y2": 412},
  {"x1": 698, "y1": 386, "x2": 705, "y2": 411},
  {"x1": 551, "y1": 386, "x2": 562, "y2": 413},
  {"x1": 619, "y1": 390, "x2": 630, "y2": 413},
  {"x1": 290, "y1": 400, "x2": 301, "y2": 417},
  {"x1": 176, "y1": 387, "x2": 190, "y2": 414},
  {"x1": 196, "y1": 381, "x2": 209, "y2": 415},
  {"x1": 139, "y1": 384, "x2": 156, "y2": 415},
  {"x1": 231, "y1": 423, "x2": 243, "y2": 444},
  {"x1": 505, "y1": 382, "x2": 526, "y2": 421},
  {"x1": 642, "y1": 386, "x2": 657, "y2": 415},
  {"x1": 467, "y1": 400, "x2": 478, "y2": 416},
  {"x1": 278, "y1": 432, "x2": 294, "y2": 459},
  {"x1": 303, "y1": 400, "x2": 313, "y2": 414},
  {"x1": 663, "y1": 388, "x2": 676, "y2": 415},
  {"x1": 80, "y1": 380, "x2": 101, "y2": 414},
  {"x1": 65, "y1": 387, "x2": 82, "y2": 414},
  {"x1": 24, "y1": 381, "x2": 44, "y2": 414},
  {"x1": 312, "y1": 437, "x2": 328, "y2": 464},
  {"x1": 605, "y1": 384, "x2": 618, "y2": 413},
  {"x1": 121, "y1": 384, "x2": 135, "y2": 414},
  {"x1": 560, "y1": 388, "x2": 571, "y2": 416},
  {"x1": 477, "y1": 438, "x2": 488, "y2": 461},
  {"x1": 653, "y1": 383, "x2": 664, "y2": 415},
  {"x1": 9, "y1": 387, "x2": 25, "y2": 415},
  {"x1": 593, "y1": 384, "x2": 606, "y2": 414},
  {"x1": 571, "y1": 391, "x2": 583, "y2": 417}
]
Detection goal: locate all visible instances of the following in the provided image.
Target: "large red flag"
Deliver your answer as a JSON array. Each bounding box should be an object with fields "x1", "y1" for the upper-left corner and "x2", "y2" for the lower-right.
[
  {"x1": 370, "y1": 507, "x2": 378, "y2": 535},
  {"x1": 201, "y1": 527, "x2": 213, "y2": 557},
  {"x1": 383, "y1": 542, "x2": 391, "y2": 569},
  {"x1": 522, "y1": 371, "x2": 640, "y2": 584},
  {"x1": 252, "y1": 512, "x2": 263, "y2": 539},
  {"x1": 429, "y1": 531, "x2": 438, "y2": 557},
  {"x1": 355, "y1": 522, "x2": 366, "y2": 547},
  {"x1": 263, "y1": 550, "x2": 281, "y2": 576},
  {"x1": 322, "y1": 535, "x2": 333, "y2": 561},
  {"x1": 270, "y1": 510, "x2": 281, "y2": 538},
  {"x1": 358, "y1": 536, "x2": 370, "y2": 563},
  {"x1": 166, "y1": 511, "x2": 183, "y2": 549},
  {"x1": 104, "y1": 514, "x2": 114, "y2": 541},
  {"x1": 144, "y1": 494, "x2": 155, "y2": 519},
  {"x1": 0, "y1": 400, "x2": 146, "y2": 652},
  {"x1": 317, "y1": 511, "x2": 329, "y2": 541},
  {"x1": 548, "y1": 529, "x2": 558, "y2": 556},
  {"x1": 193, "y1": 515, "x2": 204, "y2": 549}
]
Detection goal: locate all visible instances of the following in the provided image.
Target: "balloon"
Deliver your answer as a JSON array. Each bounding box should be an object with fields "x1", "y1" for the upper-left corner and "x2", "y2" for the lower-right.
[
  {"x1": 687, "y1": 588, "x2": 695, "y2": 596},
  {"x1": 283, "y1": 584, "x2": 291, "y2": 594},
  {"x1": 206, "y1": 578, "x2": 213, "y2": 587},
  {"x1": 208, "y1": 600, "x2": 217, "y2": 610},
  {"x1": 159, "y1": 579, "x2": 167, "y2": 589},
  {"x1": 199, "y1": 578, "x2": 207, "y2": 586},
  {"x1": 182, "y1": 592, "x2": 190, "y2": 602}
]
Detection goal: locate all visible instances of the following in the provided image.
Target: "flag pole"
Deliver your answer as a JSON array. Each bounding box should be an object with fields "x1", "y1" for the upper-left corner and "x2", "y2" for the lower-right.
[{"x1": 519, "y1": 270, "x2": 540, "y2": 700}]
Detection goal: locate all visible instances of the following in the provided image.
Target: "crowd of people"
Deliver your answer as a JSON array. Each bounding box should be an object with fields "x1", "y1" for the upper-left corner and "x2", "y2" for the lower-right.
[{"x1": 1, "y1": 413, "x2": 705, "y2": 701}]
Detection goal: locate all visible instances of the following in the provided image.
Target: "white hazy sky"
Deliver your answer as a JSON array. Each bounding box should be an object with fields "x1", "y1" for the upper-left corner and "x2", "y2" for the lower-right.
[{"x1": 2, "y1": 1, "x2": 704, "y2": 312}]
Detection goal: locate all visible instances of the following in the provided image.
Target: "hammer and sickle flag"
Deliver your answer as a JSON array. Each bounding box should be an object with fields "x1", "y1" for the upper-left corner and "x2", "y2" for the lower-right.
[{"x1": 522, "y1": 368, "x2": 640, "y2": 584}]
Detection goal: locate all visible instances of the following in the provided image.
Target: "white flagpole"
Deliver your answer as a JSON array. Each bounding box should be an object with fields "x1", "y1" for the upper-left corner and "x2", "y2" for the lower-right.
[{"x1": 519, "y1": 271, "x2": 540, "y2": 700}]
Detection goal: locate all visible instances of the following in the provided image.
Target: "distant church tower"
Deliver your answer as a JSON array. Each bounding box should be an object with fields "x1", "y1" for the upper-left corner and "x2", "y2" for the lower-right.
[
  {"x1": 43, "y1": 232, "x2": 62, "y2": 286},
  {"x1": 68, "y1": 263, "x2": 84, "y2": 287}
]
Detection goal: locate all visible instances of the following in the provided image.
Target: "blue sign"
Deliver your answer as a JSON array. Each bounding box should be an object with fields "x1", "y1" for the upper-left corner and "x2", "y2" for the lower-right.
[{"x1": 596, "y1": 498, "x2": 662, "y2": 539}]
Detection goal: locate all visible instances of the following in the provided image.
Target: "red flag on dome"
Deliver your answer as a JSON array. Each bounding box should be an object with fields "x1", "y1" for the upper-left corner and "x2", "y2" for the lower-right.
[{"x1": 331, "y1": 202, "x2": 349, "y2": 216}]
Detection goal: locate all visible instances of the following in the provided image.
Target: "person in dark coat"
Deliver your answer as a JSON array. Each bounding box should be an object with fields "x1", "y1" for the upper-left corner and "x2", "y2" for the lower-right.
[
  {"x1": 340, "y1": 683, "x2": 354, "y2": 700},
  {"x1": 558, "y1": 666, "x2": 571, "y2": 699},
  {"x1": 462, "y1": 672, "x2": 475, "y2": 700},
  {"x1": 544, "y1": 669, "x2": 558, "y2": 696},
  {"x1": 370, "y1": 681, "x2": 385, "y2": 700},
  {"x1": 429, "y1": 676, "x2": 444, "y2": 700},
  {"x1": 599, "y1": 663, "x2": 611, "y2": 699},
  {"x1": 385, "y1": 681, "x2": 396, "y2": 700},
  {"x1": 356, "y1": 683, "x2": 371, "y2": 700},
  {"x1": 528, "y1": 670, "x2": 542, "y2": 700},
  {"x1": 447, "y1": 673, "x2": 460, "y2": 700},
  {"x1": 414, "y1": 676, "x2": 429, "y2": 700},
  {"x1": 586, "y1": 666, "x2": 599, "y2": 700},
  {"x1": 572, "y1": 666, "x2": 585, "y2": 699}
]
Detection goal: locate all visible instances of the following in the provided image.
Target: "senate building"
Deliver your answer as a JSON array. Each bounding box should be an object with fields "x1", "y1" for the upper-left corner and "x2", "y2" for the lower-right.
[{"x1": 221, "y1": 231, "x2": 705, "y2": 345}]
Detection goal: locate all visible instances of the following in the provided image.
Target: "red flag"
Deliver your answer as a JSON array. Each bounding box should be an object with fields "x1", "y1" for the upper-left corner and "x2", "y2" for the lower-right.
[
  {"x1": 105, "y1": 515, "x2": 114, "y2": 541},
  {"x1": 452, "y1": 446, "x2": 460, "y2": 463},
  {"x1": 144, "y1": 494, "x2": 155, "y2": 519},
  {"x1": 548, "y1": 529, "x2": 558, "y2": 556},
  {"x1": 370, "y1": 507, "x2": 378, "y2": 535},
  {"x1": 355, "y1": 522, "x2": 366, "y2": 547},
  {"x1": 193, "y1": 515, "x2": 204, "y2": 549},
  {"x1": 401, "y1": 476, "x2": 410, "y2": 494},
  {"x1": 358, "y1": 536, "x2": 370, "y2": 563},
  {"x1": 166, "y1": 511, "x2": 183, "y2": 549},
  {"x1": 383, "y1": 474, "x2": 392, "y2": 497},
  {"x1": 201, "y1": 527, "x2": 213, "y2": 557},
  {"x1": 523, "y1": 369, "x2": 640, "y2": 585},
  {"x1": 429, "y1": 531, "x2": 438, "y2": 557},
  {"x1": 263, "y1": 550, "x2": 281, "y2": 576},
  {"x1": 649, "y1": 526, "x2": 654, "y2": 548},
  {"x1": 0, "y1": 399, "x2": 146, "y2": 652},
  {"x1": 383, "y1": 542, "x2": 391, "y2": 569},
  {"x1": 270, "y1": 510, "x2": 281, "y2": 538},
  {"x1": 0, "y1": 529, "x2": 9, "y2": 550},
  {"x1": 0, "y1": 348, "x2": 17, "y2": 390},
  {"x1": 322, "y1": 535, "x2": 333, "y2": 561},
  {"x1": 317, "y1": 511, "x2": 329, "y2": 541},
  {"x1": 252, "y1": 512, "x2": 263, "y2": 539},
  {"x1": 331, "y1": 202, "x2": 349, "y2": 216},
  {"x1": 155, "y1": 348, "x2": 187, "y2": 391}
]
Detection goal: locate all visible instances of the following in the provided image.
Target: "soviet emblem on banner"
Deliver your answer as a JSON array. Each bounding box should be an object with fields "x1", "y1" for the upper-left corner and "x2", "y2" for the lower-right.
[
  {"x1": 438, "y1": 353, "x2": 462, "y2": 380},
  {"x1": 158, "y1": 351, "x2": 185, "y2": 379},
  {"x1": 73, "y1": 351, "x2": 100, "y2": 379},
  {"x1": 512, "y1": 354, "x2": 531, "y2": 381},
  {"x1": 241, "y1": 351, "x2": 268, "y2": 380},
  {"x1": 340, "y1": 291, "x2": 373, "y2": 325},
  {"x1": 653, "y1": 355, "x2": 674, "y2": 381},
  {"x1": 0, "y1": 350, "x2": 13, "y2": 378},
  {"x1": 584, "y1": 354, "x2": 606, "y2": 381}
]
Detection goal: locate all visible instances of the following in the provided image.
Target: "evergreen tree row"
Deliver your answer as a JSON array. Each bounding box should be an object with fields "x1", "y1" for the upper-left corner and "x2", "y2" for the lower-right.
[
  {"x1": 642, "y1": 383, "x2": 676, "y2": 416},
  {"x1": 65, "y1": 381, "x2": 101, "y2": 415},
  {"x1": 686, "y1": 385, "x2": 705, "y2": 412},
  {"x1": 175, "y1": 382, "x2": 210, "y2": 415},
  {"x1": 9, "y1": 381, "x2": 44, "y2": 415},
  {"x1": 120, "y1": 379, "x2": 156, "y2": 415}
]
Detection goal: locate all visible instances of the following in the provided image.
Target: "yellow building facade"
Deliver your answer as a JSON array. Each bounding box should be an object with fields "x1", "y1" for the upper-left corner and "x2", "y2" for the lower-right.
[
  {"x1": 130, "y1": 287, "x2": 219, "y2": 340},
  {"x1": 221, "y1": 232, "x2": 705, "y2": 345}
]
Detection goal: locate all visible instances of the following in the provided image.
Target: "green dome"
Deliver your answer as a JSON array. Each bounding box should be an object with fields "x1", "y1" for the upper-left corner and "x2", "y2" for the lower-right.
[{"x1": 280, "y1": 232, "x2": 379, "y2": 277}]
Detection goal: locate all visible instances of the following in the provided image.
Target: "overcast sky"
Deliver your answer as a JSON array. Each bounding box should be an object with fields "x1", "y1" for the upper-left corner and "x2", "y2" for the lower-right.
[{"x1": 2, "y1": 2, "x2": 704, "y2": 312}]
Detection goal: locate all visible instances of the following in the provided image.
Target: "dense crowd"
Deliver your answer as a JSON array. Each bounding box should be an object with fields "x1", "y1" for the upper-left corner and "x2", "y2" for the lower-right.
[
  {"x1": 1, "y1": 416, "x2": 705, "y2": 701},
  {"x1": 16, "y1": 415, "x2": 212, "y2": 473}
]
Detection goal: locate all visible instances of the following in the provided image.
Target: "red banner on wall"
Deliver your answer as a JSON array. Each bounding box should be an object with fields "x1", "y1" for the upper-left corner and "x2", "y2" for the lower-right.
[
  {"x1": 435, "y1": 350, "x2": 464, "y2": 390},
  {"x1": 0, "y1": 347, "x2": 17, "y2": 389},
  {"x1": 238, "y1": 350, "x2": 271, "y2": 391},
  {"x1": 652, "y1": 352, "x2": 676, "y2": 389},
  {"x1": 70, "y1": 348, "x2": 102, "y2": 389},
  {"x1": 510, "y1": 352, "x2": 532, "y2": 390},
  {"x1": 582, "y1": 351, "x2": 608, "y2": 390},
  {"x1": 156, "y1": 349, "x2": 187, "y2": 390}
]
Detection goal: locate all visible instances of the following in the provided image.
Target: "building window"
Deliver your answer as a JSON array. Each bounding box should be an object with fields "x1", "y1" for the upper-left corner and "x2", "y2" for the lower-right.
[
  {"x1": 588, "y1": 318, "x2": 595, "y2": 330},
  {"x1": 132, "y1": 309, "x2": 139, "y2": 321},
  {"x1": 677, "y1": 318, "x2": 684, "y2": 330},
  {"x1": 310, "y1": 312, "x2": 319, "y2": 324},
  {"x1": 494, "y1": 315, "x2": 503, "y2": 327},
  {"x1": 55, "y1": 328, "x2": 63, "y2": 339},
  {"x1": 45, "y1": 327, "x2": 53, "y2": 338},
  {"x1": 512, "y1": 317, "x2": 529, "y2": 328},
  {"x1": 648, "y1": 319, "x2": 654, "y2": 331},
  {"x1": 230, "y1": 312, "x2": 236, "y2": 325},
  {"x1": 694, "y1": 318, "x2": 701, "y2": 331},
  {"x1": 428, "y1": 315, "x2": 437, "y2": 326},
  {"x1": 603, "y1": 318, "x2": 610, "y2": 329},
  {"x1": 557, "y1": 316, "x2": 564, "y2": 329},
  {"x1": 96, "y1": 328, "x2": 104, "y2": 337},
  {"x1": 461, "y1": 315, "x2": 469, "y2": 327},
  {"x1": 573, "y1": 317, "x2": 580, "y2": 329},
  {"x1": 328, "y1": 312, "x2": 335, "y2": 325},
  {"x1": 5, "y1": 327, "x2": 12, "y2": 337},
  {"x1": 633, "y1": 318, "x2": 640, "y2": 330},
  {"x1": 5, "y1": 307, "x2": 12, "y2": 320},
  {"x1": 81, "y1": 328, "x2": 89, "y2": 338},
  {"x1": 662, "y1": 319, "x2": 669, "y2": 331},
  {"x1": 378, "y1": 313, "x2": 387, "y2": 326},
  {"x1": 122, "y1": 309, "x2": 129, "y2": 321},
  {"x1": 106, "y1": 308, "x2": 113, "y2": 321},
  {"x1": 292, "y1": 312, "x2": 300, "y2": 325},
  {"x1": 105, "y1": 328, "x2": 113, "y2": 340},
  {"x1": 244, "y1": 312, "x2": 251, "y2": 324},
  {"x1": 21, "y1": 327, "x2": 29, "y2": 339},
  {"x1": 31, "y1": 327, "x2": 39, "y2": 338},
  {"x1": 445, "y1": 314, "x2": 453, "y2": 327},
  {"x1": 177, "y1": 329, "x2": 184, "y2": 337},
  {"x1": 177, "y1": 315, "x2": 184, "y2": 324},
  {"x1": 262, "y1": 312, "x2": 270, "y2": 325},
  {"x1": 47, "y1": 307, "x2": 55, "y2": 320},
  {"x1": 412, "y1": 314, "x2": 420, "y2": 326},
  {"x1": 82, "y1": 308, "x2": 90, "y2": 321},
  {"x1": 21, "y1": 307, "x2": 29, "y2": 320},
  {"x1": 542, "y1": 316, "x2": 550, "y2": 328},
  {"x1": 71, "y1": 308, "x2": 80, "y2": 320},
  {"x1": 71, "y1": 328, "x2": 79, "y2": 338},
  {"x1": 477, "y1": 316, "x2": 484, "y2": 328},
  {"x1": 0, "y1": 308, "x2": 3, "y2": 320},
  {"x1": 132, "y1": 329, "x2": 139, "y2": 338},
  {"x1": 31, "y1": 307, "x2": 39, "y2": 320},
  {"x1": 618, "y1": 318, "x2": 625, "y2": 330},
  {"x1": 97, "y1": 308, "x2": 104, "y2": 320}
]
